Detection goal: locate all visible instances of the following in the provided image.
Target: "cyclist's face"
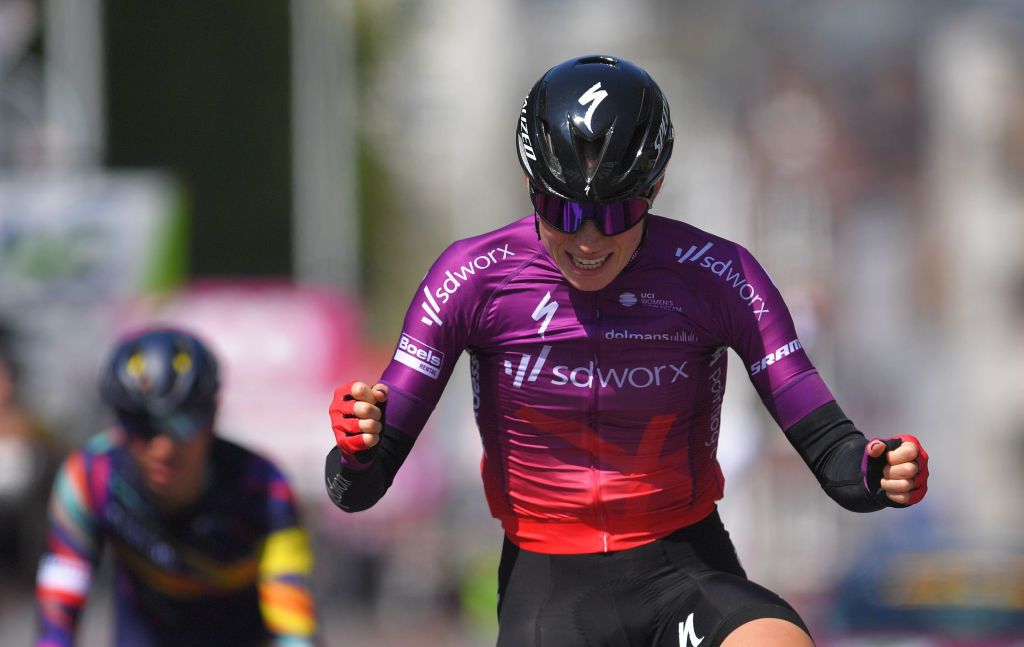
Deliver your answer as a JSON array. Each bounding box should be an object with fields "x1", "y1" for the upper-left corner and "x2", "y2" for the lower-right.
[
  {"x1": 539, "y1": 217, "x2": 643, "y2": 291},
  {"x1": 127, "y1": 423, "x2": 212, "y2": 509}
]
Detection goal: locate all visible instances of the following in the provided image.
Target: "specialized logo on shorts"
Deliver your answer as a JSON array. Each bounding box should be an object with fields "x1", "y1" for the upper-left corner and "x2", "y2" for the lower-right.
[
  {"x1": 578, "y1": 82, "x2": 609, "y2": 133},
  {"x1": 604, "y1": 328, "x2": 697, "y2": 343},
  {"x1": 676, "y1": 242, "x2": 770, "y2": 321},
  {"x1": 749, "y1": 338, "x2": 802, "y2": 376},
  {"x1": 678, "y1": 612, "x2": 704, "y2": 646},
  {"x1": 532, "y1": 291, "x2": 559, "y2": 338},
  {"x1": 505, "y1": 345, "x2": 689, "y2": 389},
  {"x1": 418, "y1": 243, "x2": 515, "y2": 327},
  {"x1": 394, "y1": 333, "x2": 444, "y2": 379}
]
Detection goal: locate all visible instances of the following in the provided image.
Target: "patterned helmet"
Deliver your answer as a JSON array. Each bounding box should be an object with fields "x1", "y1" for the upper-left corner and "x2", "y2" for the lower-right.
[{"x1": 100, "y1": 328, "x2": 219, "y2": 440}]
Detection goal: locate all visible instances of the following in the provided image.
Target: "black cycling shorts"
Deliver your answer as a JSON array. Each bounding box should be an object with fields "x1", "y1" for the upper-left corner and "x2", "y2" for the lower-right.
[{"x1": 496, "y1": 508, "x2": 809, "y2": 647}]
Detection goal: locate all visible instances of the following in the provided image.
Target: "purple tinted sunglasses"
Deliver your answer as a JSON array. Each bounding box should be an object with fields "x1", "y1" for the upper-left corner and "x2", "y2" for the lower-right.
[{"x1": 531, "y1": 186, "x2": 650, "y2": 236}]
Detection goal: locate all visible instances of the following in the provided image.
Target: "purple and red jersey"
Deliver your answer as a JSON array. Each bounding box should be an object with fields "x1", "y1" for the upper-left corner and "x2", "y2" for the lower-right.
[{"x1": 376, "y1": 214, "x2": 835, "y2": 554}]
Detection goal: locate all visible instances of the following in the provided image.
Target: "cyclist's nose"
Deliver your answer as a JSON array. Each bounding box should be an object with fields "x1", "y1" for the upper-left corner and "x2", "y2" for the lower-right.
[
  {"x1": 573, "y1": 219, "x2": 603, "y2": 248},
  {"x1": 146, "y1": 434, "x2": 179, "y2": 458}
]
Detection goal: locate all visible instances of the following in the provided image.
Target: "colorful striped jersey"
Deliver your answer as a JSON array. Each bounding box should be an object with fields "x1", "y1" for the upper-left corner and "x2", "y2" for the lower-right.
[{"x1": 36, "y1": 431, "x2": 316, "y2": 647}]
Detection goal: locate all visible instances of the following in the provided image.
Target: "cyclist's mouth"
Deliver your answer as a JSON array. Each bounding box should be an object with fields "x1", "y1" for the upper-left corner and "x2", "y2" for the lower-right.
[
  {"x1": 147, "y1": 460, "x2": 178, "y2": 486},
  {"x1": 570, "y1": 253, "x2": 610, "y2": 271}
]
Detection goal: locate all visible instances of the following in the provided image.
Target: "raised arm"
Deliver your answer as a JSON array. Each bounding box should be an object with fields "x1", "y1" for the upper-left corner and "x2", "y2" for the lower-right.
[
  {"x1": 324, "y1": 234, "x2": 501, "y2": 513},
  {"x1": 325, "y1": 380, "x2": 411, "y2": 512},
  {"x1": 35, "y1": 451, "x2": 102, "y2": 647},
  {"x1": 720, "y1": 243, "x2": 929, "y2": 511}
]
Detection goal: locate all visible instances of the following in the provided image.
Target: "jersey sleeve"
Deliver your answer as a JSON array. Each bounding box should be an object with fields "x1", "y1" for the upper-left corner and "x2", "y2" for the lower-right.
[
  {"x1": 256, "y1": 461, "x2": 317, "y2": 645},
  {"x1": 716, "y1": 244, "x2": 835, "y2": 430},
  {"x1": 378, "y1": 237, "x2": 498, "y2": 437},
  {"x1": 35, "y1": 451, "x2": 103, "y2": 647}
]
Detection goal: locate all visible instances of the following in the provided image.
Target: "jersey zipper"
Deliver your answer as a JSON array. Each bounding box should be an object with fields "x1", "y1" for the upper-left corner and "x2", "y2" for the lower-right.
[{"x1": 588, "y1": 299, "x2": 608, "y2": 552}]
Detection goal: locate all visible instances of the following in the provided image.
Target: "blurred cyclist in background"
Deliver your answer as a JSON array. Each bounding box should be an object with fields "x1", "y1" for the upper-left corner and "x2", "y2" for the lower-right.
[
  {"x1": 325, "y1": 55, "x2": 929, "y2": 646},
  {"x1": 36, "y1": 327, "x2": 317, "y2": 647}
]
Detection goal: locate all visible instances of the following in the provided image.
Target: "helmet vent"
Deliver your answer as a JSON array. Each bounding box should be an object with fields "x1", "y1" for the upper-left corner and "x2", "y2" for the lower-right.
[
  {"x1": 571, "y1": 123, "x2": 614, "y2": 190},
  {"x1": 538, "y1": 120, "x2": 564, "y2": 182},
  {"x1": 577, "y1": 55, "x2": 618, "y2": 68}
]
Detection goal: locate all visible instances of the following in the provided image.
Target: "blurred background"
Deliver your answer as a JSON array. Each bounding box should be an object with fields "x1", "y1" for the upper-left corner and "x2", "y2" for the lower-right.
[{"x1": 1, "y1": 0, "x2": 1023, "y2": 644}]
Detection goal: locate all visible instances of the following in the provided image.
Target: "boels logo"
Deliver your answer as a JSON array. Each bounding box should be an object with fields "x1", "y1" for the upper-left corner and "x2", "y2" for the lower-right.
[{"x1": 394, "y1": 333, "x2": 444, "y2": 380}]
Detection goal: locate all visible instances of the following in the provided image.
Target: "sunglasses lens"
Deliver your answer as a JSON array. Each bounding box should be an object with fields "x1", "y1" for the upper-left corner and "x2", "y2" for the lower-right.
[
  {"x1": 592, "y1": 199, "x2": 650, "y2": 235},
  {"x1": 121, "y1": 410, "x2": 209, "y2": 442},
  {"x1": 532, "y1": 190, "x2": 648, "y2": 235},
  {"x1": 533, "y1": 191, "x2": 582, "y2": 232}
]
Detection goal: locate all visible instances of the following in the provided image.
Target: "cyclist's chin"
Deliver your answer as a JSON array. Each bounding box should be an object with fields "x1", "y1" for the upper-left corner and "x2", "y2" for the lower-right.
[
  {"x1": 144, "y1": 462, "x2": 179, "y2": 490},
  {"x1": 561, "y1": 265, "x2": 619, "y2": 292}
]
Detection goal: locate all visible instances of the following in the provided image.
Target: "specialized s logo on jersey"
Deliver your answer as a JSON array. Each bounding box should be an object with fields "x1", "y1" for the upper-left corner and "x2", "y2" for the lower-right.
[
  {"x1": 577, "y1": 82, "x2": 608, "y2": 133},
  {"x1": 532, "y1": 292, "x2": 559, "y2": 338}
]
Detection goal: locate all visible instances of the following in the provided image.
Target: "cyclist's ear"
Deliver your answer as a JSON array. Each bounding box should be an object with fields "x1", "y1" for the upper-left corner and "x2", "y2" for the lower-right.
[{"x1": 647, "y1": 176, "x2": 666, "y2": 203}]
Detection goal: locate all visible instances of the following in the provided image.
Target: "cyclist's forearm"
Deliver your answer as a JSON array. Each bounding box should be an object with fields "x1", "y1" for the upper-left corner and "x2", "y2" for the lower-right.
[
  {"x1": 784, "y1": 401, "x2": 885, "y2": 512},
  {"x1": 324, "y1": 423, "x2": 415, "y2": 512},
  {"x1": 258, "y1": 527, "x2": 317, "y2": 644},
  {"x1": 36, "y1": 552, "x2": 93, "y2": 646}
]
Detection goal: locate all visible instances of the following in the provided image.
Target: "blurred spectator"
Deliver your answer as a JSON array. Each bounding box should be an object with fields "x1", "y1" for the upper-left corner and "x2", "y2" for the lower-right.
[{"x1": 0, "y1": 321, "x2": 56, "y2": 589}]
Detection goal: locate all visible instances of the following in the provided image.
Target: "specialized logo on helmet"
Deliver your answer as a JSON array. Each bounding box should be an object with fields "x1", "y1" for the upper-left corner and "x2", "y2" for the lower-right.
[
  {"x1": 654, "y1": 114, "x2": 669, "y2": 156},
  {"x1": 577, "y1": 82, "x2": 609, "y2": 133},
  {"x1": 518, "y1": 98, "x2": 537, "y2": 176}
]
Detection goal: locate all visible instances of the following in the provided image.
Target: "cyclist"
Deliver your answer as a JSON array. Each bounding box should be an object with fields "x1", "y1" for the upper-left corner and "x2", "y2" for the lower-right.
[
  {"x1": 325, "y1": 55, "x2": 929, "y2": 646},
  {"x1": 36, "y1": 328, "x2": 318, "y2": 647}
]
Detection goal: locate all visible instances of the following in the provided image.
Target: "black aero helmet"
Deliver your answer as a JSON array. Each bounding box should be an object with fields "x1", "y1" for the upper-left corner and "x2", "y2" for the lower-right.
[
  {"x1": 100, "y1": 328, "x2": 219, "y2": 440},
  {"x1": 517, "y1": 55, "x2": 674, "y2": 202}
]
